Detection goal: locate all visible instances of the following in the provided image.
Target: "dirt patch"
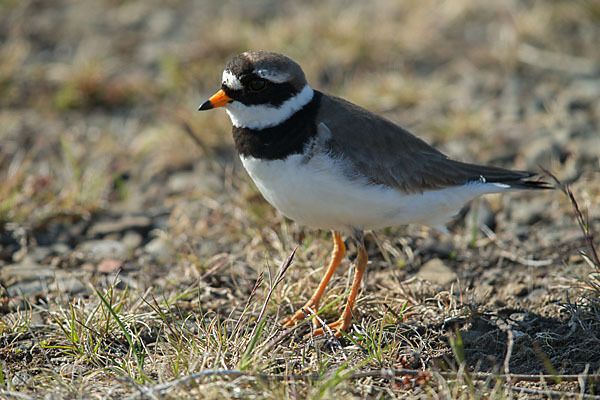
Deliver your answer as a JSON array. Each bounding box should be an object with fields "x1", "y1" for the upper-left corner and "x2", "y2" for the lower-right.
[{"x1": 1, "y1": 0, "x2": 599, "y2": 398}]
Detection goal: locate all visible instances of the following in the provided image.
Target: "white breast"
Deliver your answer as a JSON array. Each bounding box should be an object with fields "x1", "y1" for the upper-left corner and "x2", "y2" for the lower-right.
[{"x1": 240, "y1": 153, "x2": 511, "y2": 233}]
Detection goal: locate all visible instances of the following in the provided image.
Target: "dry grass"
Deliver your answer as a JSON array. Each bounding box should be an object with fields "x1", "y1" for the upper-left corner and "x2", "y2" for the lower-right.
[{"x1": 1, "y1": 0, "x2": 600, "y2": 398}]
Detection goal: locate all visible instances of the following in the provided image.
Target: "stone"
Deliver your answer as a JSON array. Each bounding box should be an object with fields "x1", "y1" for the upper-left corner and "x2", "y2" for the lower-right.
[
  {"x1": 87, "y1": 215, "x2": 152, "y2": 237},
  {"x1": 6, "y1": 280, "x2": 45, "y2": 297},
  {"x1": 76, "y1": 240, "x2": 127, "y2": 261},
  {"x1": 2, "y1": 257, "x2": 85, "y2": 297},
  {"x1": 51, "y1": 243, "x2": 71, "y2": 255},
  {"x1": 97, "y1": 258, "x2": 124, "y2": 273},
  {"x1": 167, "y1": 170, "x2": 222, "y2": 195},
  {"x1": 12, "y1": 371, "x2": 32, "y2": 388},
  {"x1": 49, "y1": 276, "x2": 86, "y2": 295},
  {"x1": 415, "y1": 258, "x2": 458, "y2": 285},
  {"x1": 1, "y1": 258, "x2": 56, "y2": 282},
  {"x1": 144, "y1": 237, "x2": 170, "y2": 261},
  {"x1": 121, "y1": 231, "x2": 143, "y2": 250},
  {"x1": 29, "y1": 246, "x2": 53, "y2": 263}
]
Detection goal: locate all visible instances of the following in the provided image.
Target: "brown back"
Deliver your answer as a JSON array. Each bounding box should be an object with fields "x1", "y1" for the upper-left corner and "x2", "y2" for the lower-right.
[{"x1": 317, "y1": 93, "x2": 537, "y2": 193}]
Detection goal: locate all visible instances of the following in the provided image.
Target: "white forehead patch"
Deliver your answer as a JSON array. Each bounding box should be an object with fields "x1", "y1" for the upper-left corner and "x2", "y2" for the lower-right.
[
  {"x1": 222, "y1": 70, "x2": 243, "y2": 90},
  {"x1": 254, "y1": 68, "x2": 290, "y2": 83}
]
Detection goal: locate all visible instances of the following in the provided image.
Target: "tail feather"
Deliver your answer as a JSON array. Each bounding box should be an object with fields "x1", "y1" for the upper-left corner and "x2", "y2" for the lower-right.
[
  {"x1": 453, "y1": 161, "x2": 553, "y2": 190},
  {"x1": 480, "y1": 170, "x2": 553, "y2": 190}
]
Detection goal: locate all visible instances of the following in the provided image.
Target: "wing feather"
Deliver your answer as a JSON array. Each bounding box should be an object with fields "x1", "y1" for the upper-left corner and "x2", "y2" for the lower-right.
[{"x1": 316, "y1": 93, "x2": 549, "y2": 193}]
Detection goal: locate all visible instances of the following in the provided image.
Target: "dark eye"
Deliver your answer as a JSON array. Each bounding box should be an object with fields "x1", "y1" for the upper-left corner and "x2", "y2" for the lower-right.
[{"x1": 248, "y1": 79, "x2": 267, "y2": 92}]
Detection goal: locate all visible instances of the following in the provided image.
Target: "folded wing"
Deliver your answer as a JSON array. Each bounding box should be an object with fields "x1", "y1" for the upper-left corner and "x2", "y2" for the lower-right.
[{"x1": 316, "y1": 93, "x2": 550, "y2": 193}]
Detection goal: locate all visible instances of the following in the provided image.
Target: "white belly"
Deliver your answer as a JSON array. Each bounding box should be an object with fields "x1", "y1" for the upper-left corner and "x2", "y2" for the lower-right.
[{"x1": 240, "y1": 154, "x2": 509, "y2": 233}]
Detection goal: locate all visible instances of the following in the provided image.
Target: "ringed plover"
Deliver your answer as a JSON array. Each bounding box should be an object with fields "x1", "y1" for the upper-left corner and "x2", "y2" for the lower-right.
[{"x1": 198, "y1": 51, "x2": 550, "y2": 337}]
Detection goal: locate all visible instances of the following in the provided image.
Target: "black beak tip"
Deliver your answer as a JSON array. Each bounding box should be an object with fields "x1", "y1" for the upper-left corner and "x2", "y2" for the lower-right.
[{"x1": 198, "y1": 100, "x2": 213, "y2": 111}]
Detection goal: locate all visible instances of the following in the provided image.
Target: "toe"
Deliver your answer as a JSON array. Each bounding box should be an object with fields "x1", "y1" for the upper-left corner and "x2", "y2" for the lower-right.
[
  {"x1": 311, "y1": 318, "x2": 349, "y2": 338},
  {"x1": 280, "y1": 309, "x2": 307, "y2": 327}
]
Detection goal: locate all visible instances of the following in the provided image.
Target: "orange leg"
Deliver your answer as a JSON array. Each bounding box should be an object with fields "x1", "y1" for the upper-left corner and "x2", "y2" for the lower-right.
[
  {"x1": 281, "y1": 231, "x2": 346, "y2": 327},
  {"x1": 312, "y1": 241, "x2": 367, "y2": 338}
]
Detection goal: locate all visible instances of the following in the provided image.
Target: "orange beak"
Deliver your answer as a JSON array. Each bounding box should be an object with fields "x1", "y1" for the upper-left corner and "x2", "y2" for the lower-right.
[{"x1": 198, "y1": 89, "x2": 232, "y2": 110}]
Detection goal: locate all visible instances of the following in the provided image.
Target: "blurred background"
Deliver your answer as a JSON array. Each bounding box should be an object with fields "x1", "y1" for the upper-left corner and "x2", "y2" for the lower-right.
[
  {"x1": 1, "y1": 0, "x2": 599, "y2": 297},
  {"x1": 1, "y1": 1, "x2": 600, "y2": 395}
]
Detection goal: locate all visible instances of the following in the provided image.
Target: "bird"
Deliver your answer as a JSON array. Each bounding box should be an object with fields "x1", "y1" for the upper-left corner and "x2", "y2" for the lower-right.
[{"x1": 198, "y1": 51, "x2": 551, "y2": 338}]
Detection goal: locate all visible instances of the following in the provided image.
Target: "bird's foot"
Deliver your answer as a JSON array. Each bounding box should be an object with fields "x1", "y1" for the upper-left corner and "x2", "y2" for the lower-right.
[
  {"x1": 311, "y1": 312, "x2": 353, "y2": 338},
  {"x1": 280, "y1": 299, "x2": 319, "y2": 327}
]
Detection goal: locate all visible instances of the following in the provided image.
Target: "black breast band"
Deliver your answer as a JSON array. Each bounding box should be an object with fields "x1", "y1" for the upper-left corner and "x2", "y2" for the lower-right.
[{"x1": 232, "y1": 91, "x2": 323, "y2": 160}]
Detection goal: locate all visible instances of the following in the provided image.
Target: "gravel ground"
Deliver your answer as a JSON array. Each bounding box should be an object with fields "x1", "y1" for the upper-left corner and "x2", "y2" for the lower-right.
[{"x1": 1, "y1": 0, "x2": 599, "y2": 398}]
